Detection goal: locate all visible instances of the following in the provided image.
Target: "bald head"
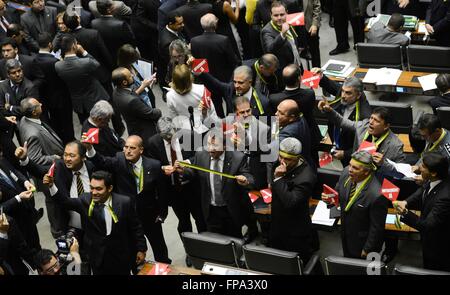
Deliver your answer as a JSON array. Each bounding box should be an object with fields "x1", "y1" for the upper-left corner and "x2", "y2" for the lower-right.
[
  {"x1": 282, "y1": 64, "x2": 301, "y2": 88},
  {"x1": 279, "y1": 99, "x2": 299, "y2": 115},
  {"x1": 276, "y1": 99, "x2": 299, "y2": 127},
  {"x1": 112, "y1": 67, "x2": 132, "y2": 88},
  {"x1": 127, "y1": 135, "x2": 143, "y2": 148},
  {"x1": 124, "y1": 135, "x2": 144, "y2": 163}
]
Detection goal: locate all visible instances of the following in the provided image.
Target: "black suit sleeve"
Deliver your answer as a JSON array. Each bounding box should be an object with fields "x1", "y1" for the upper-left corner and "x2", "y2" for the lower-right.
[
  {"x1": 52, "y1": 189, "x2": 84, "y2": 214},
  {"x1": 319, "y1": 75, "x2": 341, "y2": 97},
  {"x1": 95, "y1": 32, "x2": 114, "y2": 71},
  {"x1": 89, "y1": 151, "x2": 120, "y2": 172},
  {"x1": 405, "y1": 187, "x2": 424, "y2": 210},
  {"x1": 363, "y1": 195, "x2": 388, "y2": 253},
  {"x1": 122, "y1": 21, "x2": 137, "y2": 46},
  {"x1": 198, "y1": 73, "x2": 230, "y2": 100},
  {"x1": 126, "y1": 198, "x2": 147, "y2": 252},
  {"x1": 129, "y1": 97, "x2": 161, "y2": 121}
]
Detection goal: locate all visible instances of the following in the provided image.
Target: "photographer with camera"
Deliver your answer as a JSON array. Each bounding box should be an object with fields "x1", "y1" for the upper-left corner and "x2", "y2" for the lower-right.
[{"x1": 34, "y1": 237, "x2": 81, "y2": 275}]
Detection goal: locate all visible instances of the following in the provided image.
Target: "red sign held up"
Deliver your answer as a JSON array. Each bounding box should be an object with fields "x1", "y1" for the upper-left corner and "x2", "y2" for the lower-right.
[{"x1": 192, "y1": 58, "x2": 209, "y2": 73}]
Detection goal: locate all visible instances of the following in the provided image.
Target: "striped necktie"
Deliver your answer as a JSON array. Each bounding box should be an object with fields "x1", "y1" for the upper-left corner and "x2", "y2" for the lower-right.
[{"x1": 74, "y1": 171, "x2": 84, "y2": 196}]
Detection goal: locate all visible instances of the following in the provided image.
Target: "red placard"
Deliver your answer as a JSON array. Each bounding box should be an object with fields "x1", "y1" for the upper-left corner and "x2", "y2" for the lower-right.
[
  {"x1": 323, "y1": 184, "x2": 339, "y2": 207},
  {"x1": 48, "y1": 162, "x2": 56, "y2": 177},
  {"x1": 380, "y1": 178, "x2": 400, "y2": 202},
  {"x1": 192, "y1": 58, "x2": 209, "y2": 73},
  {"x1": 260, "y1": 188, "x2": 272, "y2": 204},
  {"x1": 202, "y1": 87, "x2": 212, "y2": 109},
  {"x1": 319, "y1": 152, "x2": 333, "y2": 168},
  {"x1": 287, "y1": 12, "x2": 305, "y2": 26},
  {"x1": 81, "y1": 128, "x2": 99, "y2": 144},
  {"x1": 248, "y1": 191, "x2": 259, "y2": 203},
  {"x1": 358, "y1": 140, "x2": 377, "y2": 155},
  {"x1": 301, "y1": 70, "x2": 321, "y2": 89}
]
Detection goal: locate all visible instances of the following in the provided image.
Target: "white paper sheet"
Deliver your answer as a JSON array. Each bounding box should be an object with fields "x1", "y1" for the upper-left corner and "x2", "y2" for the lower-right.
[
  {"x1": 135, "y1": 59, "x2": 153, "y2": 80},
  {"x1": 375, "y1": 68, "x2": 402, "y2": 85},
  {"x1": 312, "y1": 201, "x2": 336, "y2": 226},
  {"x1": 418, "y1": 74, "x2": 438, "y2": 91},
  {"x1": 386, "y1": 159, "x2": 417, "y2": 179},
  {"x1": 362, "y1": 69, "x2": 381, "y2": 84}
]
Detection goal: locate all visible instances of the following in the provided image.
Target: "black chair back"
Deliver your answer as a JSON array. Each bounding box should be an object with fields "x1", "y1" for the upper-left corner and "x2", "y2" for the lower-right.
[
  {"x1": 393, "y1": 264, "x2": 450, "y2": 275},
  {"x1": 243, "y1": 244, "x2": 303, "y2": 275},
  {"x1": 407, "y1": 45, "x2": 450, "y2": 73},
  {"x1": 436, "y1": 107, "x2": 450, "y2": 130},
  {"x1": 325, "y1": 255, "x2": 387, "y2": 275},
  {"x1": 357, "y1": 43, "x2": 403, "y2": 70}
]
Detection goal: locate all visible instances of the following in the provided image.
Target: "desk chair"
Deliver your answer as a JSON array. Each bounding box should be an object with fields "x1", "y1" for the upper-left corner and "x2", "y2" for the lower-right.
[
  {"x1": 181, "y1": 232, "x2": 244, "y2": 270},
  {"x1": 393, "y1": 264, "x2": 450, "y2": 275},
  {"x1": 436, "y1": 107, "x2": 450, "y2": 130},
  {"x1": 407, "y1": 45, "x2": 450, "y2": 73},
  {"x1": 243, "y1": 244, "x2": 323, "y2": 275},
  {"x1": 313, "y1": 168, "x2": 342, "y2": 200},
  {"x1": 369, "y1": 100, "x2": 413, "y2": 134},
  {"x1": 324, "y1": 255, "x2": 387, "y2": 275},
  {"x1": 314, "y1": 97, "x2": 329, "y2": 125},
  {"x1": 356, "y1": 43, "x2": 403, "y2": 70}
]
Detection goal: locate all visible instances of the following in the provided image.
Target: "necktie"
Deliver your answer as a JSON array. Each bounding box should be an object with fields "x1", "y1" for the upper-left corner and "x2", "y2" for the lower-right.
[
  {"x1": 170, "y1": 145, "x2": 182, "y2": 189},
  {"x1": 0, "y1": 169, "x2": 15, "y2": 188},
  {"x1": 74, "y1": 171, "x2": 84, "y2": 196},
  {"x1": 93, "y1": 203, "x2": 106, "y2": 235},
  {"x1": 348, "y1": 182, "x2": 356, "y2": 202},
  {"x1": 0, "y1": 17, "x2": 9, "y2": 32},
  {"x1": 133, "y1": 164, "x2": 142, "y2": 193},
  {"x1": 11, "y1": 84, "x2": 18, "y2": 95},
  {"x1": 212, "y1": 159, "x2": 225, "y2": 206}
]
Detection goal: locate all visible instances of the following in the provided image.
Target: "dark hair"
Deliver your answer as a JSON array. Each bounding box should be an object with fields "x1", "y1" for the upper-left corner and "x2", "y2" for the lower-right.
[
  {"x1": 435, "y1": 73, "x2": 450, "y2": 94},
  {"x1": 34, "y1": 249, "x2": 56, "y2": 271},
  {"x1": 417, "y1": 113, "x2": 441, "y2": 133},
  {"x1": 387, "y1": 13, "x2": 405, "y2": 31},
  {"x1": 271, "y1": 1, "x2": 287, "y2": 12},
  {"x1": 37, "y1": 32, "x2": 53, "y2": 49},
  {"x1": 409, "y1": 125, "x2": 426, "y2": 154},
  {"x1": 96, "y1": 0, "x2": 113, "y2": 15},
  {"x1": 60, "y1": 34, "x2": 77, "y2": 55},
  {"x1": 117, "y1": 44, "x2": 139, "y2": 67},
  {"x1": 167, "y1": 11, "x2": 182, "y2": 26},
  {"x1": 6, "y1": 24, "x2": 22, "y2": 38},
  {"x1": 233, "y1": 96, "x2": 250, "y2": 111},
  {"x1": 422, "y1": 151, "x2": 449, "y2": 180},
  {"x1": 91, "y1": 170, "x2": 113, "y2": 187},
  {"x1": 1, "y1": 37, "x2": 18, "y2": 50},
  {"x1": 66, "y1": 140, "x2": 87, "y2": 157},
  {"x1": 111, "y1": 67, "x2": 127, "y2": 87},
  {"x1": 63, "y1": 12, "x2": 80, "y2": 31},
  {"x1": 283, "y1": 64, "x2": 301, "y2": 88},
  {"x1": 258, "y1": 54, "x2": 279, "y2": 70},
  {"x1": 372, "y1": 107, "x2": 391, "y2": 125}
]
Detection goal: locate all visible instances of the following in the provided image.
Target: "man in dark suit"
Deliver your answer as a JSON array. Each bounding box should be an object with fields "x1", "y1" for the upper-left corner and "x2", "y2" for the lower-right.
[
  {"x1": 323, "y1": 151, "x2": 389, "y2": 259},
  {"x1": 158, "y1": 10, "x2": 187, "y2": 89},
  {"x1": 198, "y1": 65, "x2": 270, "y2": 118},
  {"x1": 55, "y1": 34, "x2": 110, "y2": 125},
  {"x1": 0, "y1": 38, "x2": 44, "y2": 87},
  {"x1": 429, "y1": 73, "x2": 450, "y2": 114},
  {"x1": 0, "y1": 110, "x2": 17, "y2": 165},
  {"x1": 6, "y1": 23, "x2": 39, "y2": 56},
  {"x1": 112, "y1": 67, "x2": 162, "y2": 141},
  {"x1": 85, "y1": 135, "x2": 171, "y2": 264},
  {"x1": 425, "y1": 0, "x2": 450, "y2": 46},
  {"x1": 176, "y1": 133, "x2": 255, "y2": 238},
  {"x1": 82, "y1": 100, "x2": 124, "y2": 157},
  {"x1": 395, "y1": 152, "x2": 450, "y2": 271},
  {"x1": 276, "y1": 99, "x2": 314, "y2": 168},
  {"x1": 0, "y1": 58, "x2": 39, "y2": 117},
  {"x1": 0, "y1": 213, "x2": 37, "y2": 275},
  {"x1": 0, "y1": 0, "x2": 12, "y2": 41},
  {"x1": 243, "y1": 54, "x2": 280, "y2": 98},
  {"x1": 175, "y1": 0, "x2": 211, "y2": 39},
  {"x1": 131, "y1": 0, "x2": 160, "y2": 62},
  {"x1": 146, "y1": 117, "x2": 206, "y2": 239},
  {"x1": 90, "y1": 0, "x2": 136, "y2": 67},
  {"x1": 270, "y1": 64, "x2": 321, "y2": 163},
  {"x1": 270, "y1": 137, "x2": 318, "y2": 263},
  {"x1": 20, "y1": 0, "x2": 57, "y2": 44},
  {"x1": 313, "y1": 68, "x2": 372, "y2": 167},
  {"x1": 261, "y1": 2, "x2": 304, "y2": 73},
  {"x1": 157, "y1": 0, "x2": 186, "y2": 31},
  {"x1": 0, "y1": 150, "x2": 40, "y2": 251},
  {"x1": 45, "y1": 170, "x2": 147, "y2": 275},
  {"x1": 34, "y1": 33, "x2": 74, "y2": 144}
]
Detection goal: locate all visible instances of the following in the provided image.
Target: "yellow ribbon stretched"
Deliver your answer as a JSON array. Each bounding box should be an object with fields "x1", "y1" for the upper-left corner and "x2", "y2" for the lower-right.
[
  {"x1": 279, "y1": 150, "x2": 301, "y2": 160},
  {"x1": 88, "y1": 199, "x2": 118, "y2": 223},
  {"x1": 178, "y1": 161, "x2": 236, "y2": 179}
]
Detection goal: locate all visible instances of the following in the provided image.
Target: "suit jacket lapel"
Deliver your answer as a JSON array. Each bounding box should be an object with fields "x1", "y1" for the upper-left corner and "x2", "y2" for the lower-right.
[{"x1": 159, "y1": 137, "x2": 170, "y2": 165}]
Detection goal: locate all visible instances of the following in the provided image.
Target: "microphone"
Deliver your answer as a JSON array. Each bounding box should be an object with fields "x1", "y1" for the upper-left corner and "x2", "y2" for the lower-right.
[{"x1": 188, "y1": 106, "x2": 194, "y2": 131}]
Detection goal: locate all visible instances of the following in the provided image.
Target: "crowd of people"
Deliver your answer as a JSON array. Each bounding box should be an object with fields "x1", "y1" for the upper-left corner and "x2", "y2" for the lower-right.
[{"x1": 0, "y1": 0, "x2": 450, "y2": 275}]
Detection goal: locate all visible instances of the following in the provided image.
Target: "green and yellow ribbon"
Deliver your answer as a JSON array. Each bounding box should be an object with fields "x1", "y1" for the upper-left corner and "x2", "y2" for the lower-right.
[
  {"x1": 88, "y1": 199, "x2": 118, "y2": 223},
  {"x1": 252, "y1": 89, "x2": 264, "y2": 115},
  {"x1": 343, "y1": 175, "x2": 372, "y2": 212},
  {"x1": 362, "y1": 130, "x2": 390, "y2": 149},
  {"x1": 178, "y1": 161, "x2": 236, "y2": 179},
  {"x1": 422, "y1": 129, "x2": 447, "y2": 156},
  {"x1": 270, "y1": 21, "x2": 298, "y2": 40},
  {"x1": 279, "y1": 150, "x2": 301, "y2": 160},
  {"x1": 133, "y1": 166, "x2": 144, "y2": 193}
]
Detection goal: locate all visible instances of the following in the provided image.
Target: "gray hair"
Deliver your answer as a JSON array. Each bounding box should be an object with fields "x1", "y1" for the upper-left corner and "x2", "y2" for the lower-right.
[
  {"x1": 233, "y1": 65, "x2": 252, "y2": 81},
  {"x1": 280, "y1": 137, "x2": 302, "y2": 155},
  {"x1": 351, "y1": 150, "x2": 375, "y2": 171},
  {"x1": 89, "y1": 100, "x2": 114, "y2": 120},
  {"x1": 343, "y1": 76, "x2": 363, "y2": 94},
  {"x1": 5, "y1": 59, "x2": 22, "y2": 73},
  {"x1": 169, "y1": 39, "x2": 189, "y2": 56},
  {"x1": 20, "y1": 97, "x2": 38, "y2": 117},
  {"x1": 200, "y1": 13, "x2": 218, "y2": 31},
  {"x1": 157, "y1": 117, "x2": 176, "y2": 138}
]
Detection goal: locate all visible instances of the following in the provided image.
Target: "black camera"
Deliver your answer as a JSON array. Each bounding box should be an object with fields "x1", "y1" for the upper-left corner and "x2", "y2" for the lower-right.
[{"x1": 55, "y1": 228, "x2": 77, "y2": 255}]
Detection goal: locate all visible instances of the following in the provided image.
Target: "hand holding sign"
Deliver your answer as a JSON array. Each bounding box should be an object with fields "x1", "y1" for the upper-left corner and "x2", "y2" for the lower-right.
[
  {"x1": 319, "y1": 152, "x2": 333, "y2": 167},
  {"x1": 81, "y1": 128, "x2": 99, "y2": 144},
  {"x1": 358, "y1": 141, "x2": 377, "y2": 155},
  {"x1": 260, "y1": 188, "x2": 272, "y2": 203},
  {"x1": 322, "y1": 184, "x2": 339, "y2": 207},
  {"x1": 192, "y1": 58, "x2": 209, "y2": 73},
  {"x1": 380, "y1": 178, "x2": 400, "y2": 202},
  {"x1": 248, "y1": 191, "x2": 260, "y2": 203},
  {"x1": 287, "y1": 12, "x2": 305, "y2": 26},
  {"x1": 48, "y1": 162, "x2": 56, "y2": 177},
  {"x1": 301, "y1": 70, "x2": 321, "y2": 89}
]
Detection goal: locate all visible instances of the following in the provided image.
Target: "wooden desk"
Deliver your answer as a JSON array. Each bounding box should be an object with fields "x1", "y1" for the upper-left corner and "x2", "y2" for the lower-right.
[
  {"x1": 253, "y1": 197, "x2": 418, "y2": 234},
  {"x1": 328, "y1": 68, "x2": 438, "y2": 96},
  {"x1": 138, "y1": 261, "x2": 201, "y2": 275}
]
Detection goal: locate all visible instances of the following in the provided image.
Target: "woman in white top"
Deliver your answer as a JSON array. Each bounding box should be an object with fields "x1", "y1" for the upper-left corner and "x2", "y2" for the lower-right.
[{"x1": 166, "y1": 64, "x2": 220, "y2": 133}]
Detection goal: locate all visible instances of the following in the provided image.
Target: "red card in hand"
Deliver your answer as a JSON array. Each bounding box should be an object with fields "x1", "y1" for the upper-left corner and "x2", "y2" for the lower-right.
[
  {"x1": 192, "y1": 58, "x2": 209, "y2": 73},
  {"x1": 248, "y1": 191, "x2": 260, "y2": 203},
  {"x1": 319, "y1": 152, "x2": 333, "y2": 168},
  {"x1": 358, "y1": 140, "x2": 377, "y2": 155},
  {"x1": 287, "y1": 12, "x2": 305, "y2": 26},
  {"x1": 301, "y1": 70, "x2": 321, "y2": 89},
  {"x1": 260, "y1": 188, "x2": 272, "y2": 204},
  {"x1": 380, "y1": 178, "x2": 400, "y2": 202},
  {"x1": 323, "y1": 184, "x2": 339, "y2": 207},
  {"x1": 149, "y1": 263, "x2": 170, "y2": 275},
  {"x1": 82, "y1": 128, "x2": 99, "y2": 144},
  {"x1": 222, "y1": 123, "x2": 234, "y2": 138},
  {"x1": 48, "y1": 162, "x2": 56, "y2": 177},
  {"x1": 202, "y1": 87, "x2": 212, "y2": 109}
]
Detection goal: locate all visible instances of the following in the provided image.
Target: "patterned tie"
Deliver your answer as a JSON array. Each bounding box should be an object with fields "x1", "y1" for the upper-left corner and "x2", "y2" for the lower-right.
[
  {"x1": 74, "y1": 171, "x2": 84, "y2": 196},
  {"x1": 212, "y1": 159, "x2": 225, "y2": 206},
  {"x1": 170, "y1": 145, "x2": 182, "y2": 189}
]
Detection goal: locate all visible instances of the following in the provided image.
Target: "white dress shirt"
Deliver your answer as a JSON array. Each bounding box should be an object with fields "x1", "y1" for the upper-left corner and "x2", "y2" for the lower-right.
[{"x1": 69, "y1": 163, "x2": 90, "y2": 229}]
